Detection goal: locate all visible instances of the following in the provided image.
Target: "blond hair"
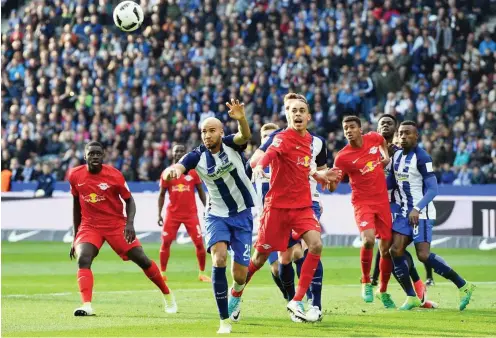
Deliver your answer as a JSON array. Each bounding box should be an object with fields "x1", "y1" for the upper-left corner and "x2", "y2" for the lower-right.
[{"x1": 261, "y1": 123, "x2": 279, "y2": 133}]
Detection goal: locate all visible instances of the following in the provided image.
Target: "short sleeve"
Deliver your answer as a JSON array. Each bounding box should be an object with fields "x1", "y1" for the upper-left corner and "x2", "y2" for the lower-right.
[
  {"x1": 179, "y1": 148, "x2": 202, "y2": 173},
  {"x1": 116, "y1": 172, "x2": 132, "y2": 200},
  {"x1": 369, "y1": 131, "x2": 385, "y2": 145},
  {"x1": 259, "y1": 129, "x2": 281, "y2": 152},
  {"x1": 268, "y1": 133, "x2": 286, "y2": 155},
  {"x1": 222, "y1": 134, "x2": 247, "y2": 151},
  {"x1": 67, "y1": 169, "x2": 79, "y2": 197},
  {"x1": 416, "y1": 149, "x2": 436, "y2": 179},
  {"x1": 315, "y1": 136, "x2": 327, "y2": 167}
]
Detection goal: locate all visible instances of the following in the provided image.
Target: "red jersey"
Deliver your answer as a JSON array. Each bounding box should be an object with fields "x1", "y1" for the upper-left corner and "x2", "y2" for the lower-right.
[
  {"x1": 261, "y1": 128, "x2": 313, "y2": 209},
  {"x1": 160, "y1": 168, "x2": 201, "y2": 220},
  {"x1": 334, "y1": 132, "x2": 388, "y2": 206},
  {"x1": 68, "y1": 164, "x2": 131, "y2": 229}
]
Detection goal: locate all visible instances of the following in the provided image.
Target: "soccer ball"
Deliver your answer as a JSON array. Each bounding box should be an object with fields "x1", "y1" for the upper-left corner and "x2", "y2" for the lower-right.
[{"x1": 113, "y1": 1, "x2": 144, "y2": 32}]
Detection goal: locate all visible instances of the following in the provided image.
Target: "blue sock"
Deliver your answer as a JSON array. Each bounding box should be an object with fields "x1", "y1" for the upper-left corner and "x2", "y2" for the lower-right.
[
  {"x1": 212, "y1": 266, "x2": 229, "y2": 319},
  {"x1": 404, "y1": 250, "x2": 420, "y2": 283},
  {"x1": 427, "y1": 253, "x2": 466, "y2": 288},
  {"x1": 310, "y1": 259, "x2": 323, "y2": 310},
  {"x1": 271, "y1": 272, "x2": 287, "y2": 300},
  {"x1": 278, "y1": 262, "x2": 295, "y2": 301},
  {"x1": 392, "y1": 256, "x2": 416, "y2": 297}
]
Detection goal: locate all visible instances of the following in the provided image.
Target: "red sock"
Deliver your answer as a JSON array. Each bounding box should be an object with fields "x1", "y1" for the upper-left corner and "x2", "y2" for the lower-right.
[
  {"x1": 379, "y1": 256, "x2": 393, "y2": 293},
  {"x1": 77, "y1": 268, "x2": 93, "y2": 303},
  {"x1": 360, "y1": 247, "x2": 373, "y2": 283},
  {"x1": 144, "y1": 261, "x2": 170, "y2": 294},
  {"x1": 294, "y1": 252, "x2": 320, "y2": 301},
  {"x1": 159, "y1": 242, "x2": 171, "y2": 272},
  {"x1": 194, "y1": 242, "x2": 206, "y2": 272},
  {"x1": 231, "y1": 260, "x2": 260, "y2": 297}
]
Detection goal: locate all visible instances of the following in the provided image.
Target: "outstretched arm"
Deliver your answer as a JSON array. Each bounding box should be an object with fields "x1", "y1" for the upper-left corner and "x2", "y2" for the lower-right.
[
  {"x1": 226, "y1": 99, "x2": 252, "y2": 145},
  {"x1": 250, "y1": 149, "x2": 265, "y2": 168}
]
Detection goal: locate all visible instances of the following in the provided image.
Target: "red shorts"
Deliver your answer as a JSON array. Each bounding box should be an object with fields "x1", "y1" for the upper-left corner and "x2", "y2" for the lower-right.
[
  {"x1": 354, "y1": 203, "x2": 392, "y2": 240},
  {"x1": 75, "y1": 225, "x2": 141, "y2": 261},
  {"x1": 162, "y1": 216, "x2": 202, "y2": 244},
  {"x1": 255, "y1": 207, "x2": 320, "y2": 253}
]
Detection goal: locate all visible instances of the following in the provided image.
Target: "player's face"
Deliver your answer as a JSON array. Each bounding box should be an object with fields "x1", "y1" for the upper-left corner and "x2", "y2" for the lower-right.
[
  {"x1": 172, "y1": 145, "x2": 186, "y2": 163},
  {"x1": 201, "y1": 123, "x2": 222, "y2": 150},
  {"x1": 343, "y1": 121, "x2": 362, "y2": 142},
  {"x1": 378, "y1": 117, "x2": 396, "y2": 140},
  {"x1": 398, "y1": 125, "x2": 418, "y2": 150},
  {"x1": 261, "y1": 128, "x2": 276, "y2": 144},
  {"x1": 84, "y1": 145, "x2": 104, "y2": 172},
  {"x1": 288, "y1": 100, "x2": 310, "y2": 131}
]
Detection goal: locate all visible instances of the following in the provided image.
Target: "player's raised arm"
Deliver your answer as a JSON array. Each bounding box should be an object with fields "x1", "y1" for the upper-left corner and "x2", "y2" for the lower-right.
[{"x1": 226, "y1": 99, "x2": 251, "y2": 145}]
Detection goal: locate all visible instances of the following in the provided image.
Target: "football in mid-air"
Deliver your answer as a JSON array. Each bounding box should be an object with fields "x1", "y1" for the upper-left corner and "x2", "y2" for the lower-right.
[{"x1": 113, "y1": 1, "x2": 144, "y2": 32}]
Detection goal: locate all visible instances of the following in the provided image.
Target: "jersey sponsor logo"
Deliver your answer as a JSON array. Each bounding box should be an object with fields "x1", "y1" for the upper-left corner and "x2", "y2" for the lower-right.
[
  {"x1": 83, "y1": 193, "x2": 106, "y2": 203},
  {"x1": 369, "y1": 146, "x2": 378, "y2": 154},
  {"x1": 98, "y1": 183, "x2": 110, "y2": 191},
  {"x1": 206, "y1": 162, "x2": 234, "y2": 180},
  {"x1": 297, "y1": 155, "x2": 311, "y2": 168},
  {"x1": 184, "y1": 175, "x2": 193, "y2": 181},
  {"x1": 359, "y1": 160, "x2": 381, "y2": 175},
  {"x1": 395, "y1": 172, "x2": 409, "y2": 181},
  {"x1": 171, "y1": 184, "x2": 191, "y2": 192}
]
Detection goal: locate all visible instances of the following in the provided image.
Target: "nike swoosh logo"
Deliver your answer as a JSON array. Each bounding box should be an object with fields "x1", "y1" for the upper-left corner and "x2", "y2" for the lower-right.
[
  {"x1": 8, "y1": 230, "x2": 41, "y2": 242},
  {"x1": 352, "y1": 159, "x2": 359, "y2": 163},
  {"x1": 216, "y1": 291, "x2": 226, "y2": 295},
  {"x1": 430, "y1": 237, "x2": 451, "y2": 247},
  {"x1": 78, "y1": 183, "x2": 85, "y2": 187},
  {"x1": 136, "y1": 232, "x2": 152, "y2": 240},
  {"x1": 63, "y1": 230, "x2": 74, "y2": 243},
  {"x1": 232, "y1": 312, "x2": 240, "y2": 320},
  {"x1": 479, "y1": 239, "x2": 496, "y2": 251},
  {"x1": 296, "y1": 146, "x2": 301, "y2": 149}
]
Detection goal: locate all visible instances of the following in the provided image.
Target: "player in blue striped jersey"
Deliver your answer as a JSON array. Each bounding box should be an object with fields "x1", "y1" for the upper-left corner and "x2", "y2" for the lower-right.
[
  {"x1": 163, "y1": 99, "x2": 255, "y2": 334},
  {"x1": 387, "y1": 121, "x2": 476, "y2": 311},
  {"x1": 372, "y1": 114, "x2": 437, "y2": 308}
]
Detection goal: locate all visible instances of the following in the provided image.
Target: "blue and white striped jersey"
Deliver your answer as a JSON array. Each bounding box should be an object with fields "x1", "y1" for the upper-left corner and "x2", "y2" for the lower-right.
[
  {"x1": 390, "y1": 146, "x2": 437, "y2": 219},
  {"x1": 180, "y1": 135, "x2": 256, "y2": 218},
  {"x1": 258, "y1": 128, "x2": 326, "y2": 203}
]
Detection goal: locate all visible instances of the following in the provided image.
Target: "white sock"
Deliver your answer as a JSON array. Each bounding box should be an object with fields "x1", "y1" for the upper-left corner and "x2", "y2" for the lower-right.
[{"x1": 233, "y1": 282, "x2": 245, "y2": 292}]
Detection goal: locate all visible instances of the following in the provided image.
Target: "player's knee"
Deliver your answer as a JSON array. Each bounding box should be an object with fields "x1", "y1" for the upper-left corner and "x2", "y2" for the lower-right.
[
  {"x1": 77, "y1": 254, "x2": 93, "y2": 269},
  {"x1": 416, "y1": 250, "x2": 430, "y2": 263},
  {"x1": 362, "y1": 236, "x2": 375, "y2": 249},
  {"x1": 160, "y1": 239, "x2": 173, "y2": 251},
  {"x1": 307, "y1": 240, "x2": 322, "y2": 255},
  {"x1": 389, "y1": 244, "x2": 403, "y2": 258},
  {"x1": 252, "y1": 250, "x2": 268, "y2": 267},
  {"x1": 233, "y1": 270, "x2": 247, "y2": 285},
  {"x1": 278, "y1": 251, "x2": 292, "y2": 265},
  {"x1": 212, "y1": 252, "x2": 227, "y2": 267}
]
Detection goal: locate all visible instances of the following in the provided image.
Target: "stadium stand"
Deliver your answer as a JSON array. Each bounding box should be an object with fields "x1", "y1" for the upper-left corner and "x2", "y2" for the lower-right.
[{"x1": 1, "y1": 0, "x2": 495, "y2": 189}]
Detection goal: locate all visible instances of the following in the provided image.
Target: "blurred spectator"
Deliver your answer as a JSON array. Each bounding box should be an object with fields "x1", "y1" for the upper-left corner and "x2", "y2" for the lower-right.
[
  {"x1": 34, "y1": 163, "x2": 55, "y2": 198},
  {"x1": 1, "y1": 0, "x2": 495, "y2": 185}
]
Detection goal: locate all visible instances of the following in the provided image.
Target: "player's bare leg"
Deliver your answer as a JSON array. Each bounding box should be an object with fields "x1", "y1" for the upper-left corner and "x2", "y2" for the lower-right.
[
  {"x1": 210, "y1": 242, "x2": 231, "y2": 333},
  {"x1": 376, "y1": 238, "x2": 396, "y2": 308},
  {"x1": 390, "y1": 233, "x2": 421, "y2": 310},
  {"x1": 360, "y1": 229, "x2": 376, "y2": 303},
  {"x1": 127, "y1": 247, "x2": 177, "y2": 314},
  {"x1": 415, "y1": 242, "x2": 475, "y2": 311},
  {"x1": 74, "y1": 243, "x2": 98, "y2": 316},
  {"x1": 287, "y1": 230, "x2": 322, "y2": 322},
  {"x1": 229, "y1": 249, "x2": 269, "y2": 323}
]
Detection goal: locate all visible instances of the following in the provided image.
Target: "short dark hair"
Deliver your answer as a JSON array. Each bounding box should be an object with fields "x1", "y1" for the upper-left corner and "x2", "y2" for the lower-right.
[
  {"x1": 378, "y1": 114, "x2": 397, "y2": 125},
  {"x1": 343, "y1": 115, "x2": 361, "y2": 127},
  {"x1": 85, "y1": 141, "x2": 103, "y2": 150},
  {"x1": 400, "y1": 120, "x2": 417, "y2": 128}
]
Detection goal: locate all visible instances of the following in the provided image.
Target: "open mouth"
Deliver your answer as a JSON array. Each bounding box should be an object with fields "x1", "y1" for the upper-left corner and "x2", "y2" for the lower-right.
[{"x1": 293, "y1": 117, "x2": 303, "y2": 125}]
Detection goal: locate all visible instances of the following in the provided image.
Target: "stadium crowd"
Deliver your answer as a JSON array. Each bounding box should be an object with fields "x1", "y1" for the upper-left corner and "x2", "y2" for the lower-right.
[{"x1": 1, "y1": 0, "x2": 496, "y2": 189}]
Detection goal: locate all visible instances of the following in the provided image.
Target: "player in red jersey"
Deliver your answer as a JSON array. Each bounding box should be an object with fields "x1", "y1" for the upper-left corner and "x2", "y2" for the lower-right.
[
  {"x1": 330, "y1": 116, "x2": 396, "y2": 308},
  {"x1": 230, "y1": 99, "x2": 342, "y2": 322},
  {"x1": 68, "y1": 141, "x2": 177, "y2": 316},
  {"x1": 158, "y1": 144, "x2": 210, "y2": 282}
]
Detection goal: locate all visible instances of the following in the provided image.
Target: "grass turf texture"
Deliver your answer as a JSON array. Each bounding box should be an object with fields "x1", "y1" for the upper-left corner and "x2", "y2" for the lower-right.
[{"x1": 2, "y1": 242, "x2": 496, "y2": 337}]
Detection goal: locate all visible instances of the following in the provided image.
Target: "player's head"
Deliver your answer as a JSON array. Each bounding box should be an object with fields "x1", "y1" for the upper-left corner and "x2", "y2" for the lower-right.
[
  {"x1": 84, "y1": 141, "x2": 104, "y2": 173},
  {"x1": 287, "y1": 99, "x2": 310, "y2": 132},
  {"x1": 172, "y1": 144, "x2": 186, "y2": 163},
  {"x1": 201, "y1": 117, "x2": 224, "y2": 152},
  {"x1": 260, "y1": 123, "x2": 279, "y2": 144},
  {"x1": 342, "y1": 115, "x2": 362, "y2": 143},
  {"x1": 284, "y1": 93, "x2": 308, "y2": 122},
  {"x1": 398, "y1": 120, "x2": 419, "y2": 151},
  {"x1": 377, "y1": 114, "x2": 397, "y2": 141}
]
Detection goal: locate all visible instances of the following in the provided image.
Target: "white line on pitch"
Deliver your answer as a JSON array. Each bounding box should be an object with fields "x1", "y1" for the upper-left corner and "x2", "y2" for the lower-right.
[{"x1": 3, "y1": 281, "x2": 496, "y2": 299}]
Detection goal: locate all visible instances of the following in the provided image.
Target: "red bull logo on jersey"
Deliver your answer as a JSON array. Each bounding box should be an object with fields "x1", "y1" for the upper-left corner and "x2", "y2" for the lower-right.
[
  {"x1": 83, "y1": 193, "x2": 106, "y2": 203},
  {"x1": 297, "y1": 155, "x2": 311, "y2": 167},
  {"x1": 359, "y1": 160, "x2": 381, "y2": 175},
  {"x1": 172, "y1": 184, "x2": 191, "y2": 192}
]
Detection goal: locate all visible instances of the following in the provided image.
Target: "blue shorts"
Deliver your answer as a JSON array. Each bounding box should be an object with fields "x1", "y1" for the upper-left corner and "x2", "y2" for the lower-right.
[
  {"x1": 205, "y1": 209, "x2": 253, "y2": 266},
  {"x1": 268, "y1": 251, "x2": 278, "y2": 265},
  {"x1": 286, "y1": 201, "x2": 321, "y2": 248},
  {"x1": 390, "y1": 203, "x2": 401, "y2": 221},
  {"x1": 393, "y1": 217, "x2": 433, "y2": 244}
]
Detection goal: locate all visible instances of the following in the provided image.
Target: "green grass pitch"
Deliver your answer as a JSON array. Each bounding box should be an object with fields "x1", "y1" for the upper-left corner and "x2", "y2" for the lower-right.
[{"x1": 2, "y1": 242, "x2": 496, "y2": 336}]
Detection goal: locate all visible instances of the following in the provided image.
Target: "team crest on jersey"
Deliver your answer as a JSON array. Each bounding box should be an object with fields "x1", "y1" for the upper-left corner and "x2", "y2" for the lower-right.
[
  {"x1": 98, "y1": 183, "x2": 110, "y2": 190},
  {"x1": 272, "y1": 137, "x2": 282, "y2": 148},
  {"x1": 369, "y1": 146, "x2": 378, "y2": 154},
  {"x1": 184, "y1": 175, "x2": 193, "y2": 181},
  {"x1": 297, "y1": 156, "x2": 311, "y2": 167},
  {"x1": 359, "y1": 221, "x2": 368, "y2": 227}
]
